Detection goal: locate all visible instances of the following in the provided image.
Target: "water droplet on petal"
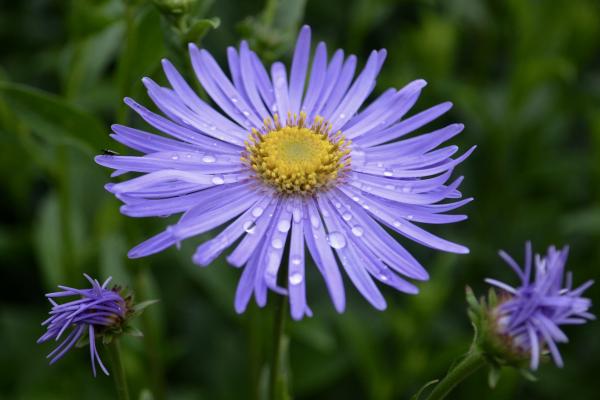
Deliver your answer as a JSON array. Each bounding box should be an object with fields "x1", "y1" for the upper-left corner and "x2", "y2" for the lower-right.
[
  {"x1": 402, "y1": 186, "x2": 412, "y2": 193},
  {"x1": 243, "y1": 111, "x2": 250, "y2": 116},
  {"x1": 211, "y1": 176, "x2": 225, "y2": 185},
  {"x1": 407, "y1": 215, "x2": 414, "y2": 220},
  {"x1": 385, "y1": 184, "x2": 395, "y2": 190},
  {"x1": 383, "y1": 169, "x2": 393, "y2": 177},
  {"x1": 327, "y1": 231, "x2": 346, "y2": 249},
  {"x1": 310, "y1": 215, "x2": 320, "y2": 228},
  {"x1": 231, "y1": 97, "x2": 238, "y2": 103},
  {"x1": 379, "y1": 273, "x2": 389, "y2": 282},
  {"x1": 252, "y1": 207, "x2": 264, "y2": 217},
  {"x1": 271, "y1": 238, "x2": 283, "y2": 249},
  {"x1": 289, "y1": 273, "x2": 303, "y2": 285},
  {"x1": 277, "y1": 220, "x2": 291, "y2": 233},
  {"x1": 243, "y1": 221, "x2": 256, "y2": 234},
  {"x1": 342, "y1": 213, "x2": 352, "y2": 221},
  {"x1": 202, "y1": 154, "x2": 216, "y2": 163},
  {"x1": 290, "y1": 256, "x2": 302, "y2": 266},
  {"x1": 393, "y1": 220, "x2": 402, "y2": 228},
  {"x1": 351, "y1": 226, "x2": 364, "y2": 237},
  {"x1": 171, "y1": 155, "x2": 179, "y2": 160}
]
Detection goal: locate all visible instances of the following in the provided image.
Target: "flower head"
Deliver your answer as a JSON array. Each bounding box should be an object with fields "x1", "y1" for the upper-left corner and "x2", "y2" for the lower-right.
[
  {"x1": 485, "y1": 242, "x2": 594, "y2": 369},
  {"x1": 38, "y1": 274, "x2": 128, "y2": 376},
  {"x1": 96, "y1": 25, "x2": 474, "y2": 319}
]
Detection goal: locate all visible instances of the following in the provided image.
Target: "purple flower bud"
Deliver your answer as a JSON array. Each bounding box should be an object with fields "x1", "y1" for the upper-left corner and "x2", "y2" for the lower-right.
[{"x1": 37, "y1": 274, "x2": 128, "y2": 376}]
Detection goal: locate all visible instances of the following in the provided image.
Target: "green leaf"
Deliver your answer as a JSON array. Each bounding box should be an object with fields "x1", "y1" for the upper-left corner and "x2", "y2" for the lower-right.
[
  {"x1": 33, "y1": 193, "x2": 66, "y2": 288},
  {"x1": 0, "y1": 81, "x2": 107, "y2": 152}
]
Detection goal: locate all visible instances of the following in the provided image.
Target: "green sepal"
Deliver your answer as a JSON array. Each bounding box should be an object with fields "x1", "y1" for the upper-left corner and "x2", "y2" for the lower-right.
[
  {"x1": 131, "y1": 299, "x2": 160, "y2": 317},
  {"x1": 409, "y1": 379, "x2": 439, "y2": 400},
  {"x1": 487, "y1": 365, "x2": 502, "y2": 388}
]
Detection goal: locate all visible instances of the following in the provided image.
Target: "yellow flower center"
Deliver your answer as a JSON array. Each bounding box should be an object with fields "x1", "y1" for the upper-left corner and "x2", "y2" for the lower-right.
[{"x1": 243, "y1": 113, "x2": 351, "y2": 196}]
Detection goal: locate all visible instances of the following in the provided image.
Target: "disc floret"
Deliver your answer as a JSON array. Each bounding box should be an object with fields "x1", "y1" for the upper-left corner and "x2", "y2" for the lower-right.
[{"x1": 243, "y1": 112, "x2": 351, "y2": 196}]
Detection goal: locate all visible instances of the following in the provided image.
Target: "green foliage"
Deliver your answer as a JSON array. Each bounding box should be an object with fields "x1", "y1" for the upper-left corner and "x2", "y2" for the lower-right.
[{"x1": 1, "y1": 0, "x2": 600, "y2": 399}]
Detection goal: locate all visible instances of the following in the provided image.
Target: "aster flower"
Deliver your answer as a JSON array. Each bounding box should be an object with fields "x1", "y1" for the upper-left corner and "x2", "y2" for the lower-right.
[
  {"x1": 38, "y1": 274, "x2": 129, "y2": 376},
  {"x1": 96, "y1": 25, "x2": 474, "y2": 319},
  {"x1": 485, "y1": 242, "x2": 595, "y2": 370}
]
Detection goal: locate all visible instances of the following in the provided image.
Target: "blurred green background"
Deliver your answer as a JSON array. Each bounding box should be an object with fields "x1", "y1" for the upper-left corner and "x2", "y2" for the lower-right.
[{"x1": 1, "y1": 0, "x2": 599, "y2": 399}]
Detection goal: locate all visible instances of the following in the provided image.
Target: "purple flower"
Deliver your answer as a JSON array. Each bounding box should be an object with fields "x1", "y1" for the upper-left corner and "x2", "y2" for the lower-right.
[
  {"x1": 96, "y1": 25, "x2": 474, "y2": 319},
  {"x1": 486, "y1": 242, "x2": 594, "y2": 369},
  {"x1": 38, "y1": 274, "x2": 127, "y2": 376}
]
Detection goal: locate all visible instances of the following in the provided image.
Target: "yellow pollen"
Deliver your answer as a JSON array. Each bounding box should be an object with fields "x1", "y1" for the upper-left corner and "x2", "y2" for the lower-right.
[{"x1": 243, "y1": 112, "x2": 351, "y2": 196}]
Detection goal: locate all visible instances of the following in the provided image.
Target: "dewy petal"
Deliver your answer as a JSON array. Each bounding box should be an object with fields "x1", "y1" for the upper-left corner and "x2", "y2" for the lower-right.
[
  {"x1": 303, "y1": 200, "x2": 346, "y2": 313},
  {"x1": 355, "y1": 101, "x2": 454, "y2": 147},
  {"x1": 239, "y1": 41, "x2": 271, "y2": 119},
  {"x1": 161, "y1": 58, "x2": 248, "y2": 136},
  {"x1": 271, "y1": 62, "x2": 290, "y2": 118},
  {"x1": 288, "y1": 25, "x2": 311, "y2": 115},
  {"x1": 142, "y1": 77, "x2": 248, "y2": 143},
  {"x1": 193, "y1": 195, "x2": 274, "y2": 266},
  {"x1": 330, "y1": 189, "x2": 429, "y2": 280},
  {"x1": 123, "y1": 97, "x2": 245, "y2": 147},
  {"x1": 288, "y1": 200, "x2": 309, "y2": 320},
  {"x1": 317, "y1": 195, "x2": 387, "y2": 310},
  {"x1": 189, "y1": 44, "x2": 261, "y2": 129},
  {"x1": 319, "y1": 54, "x2": 357, "y2": 119},
  {"x1": 310, "y1": 49, "x2": 345, "y2": 117},
  {"x1": 300, "y1": 42, "x2": 327, "y2": 118},
  {"x1": 329, "y1": 50, "x2": 382, "y2": 131},
  {"x1": 227, "y1": 200, "x2": 281, "y2": 267}
]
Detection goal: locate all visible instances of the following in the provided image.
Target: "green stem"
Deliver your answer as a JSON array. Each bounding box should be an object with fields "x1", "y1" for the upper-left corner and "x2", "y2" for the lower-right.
[
  {"x1": 107, "y1": 338, "x2": 131, "y2": 400},
  {"x1": 269, "y1": 292, "x2": 288, "y2": 400},
  {"x1": 424, "y1": 349, "x2": 486, "y2": 400}
]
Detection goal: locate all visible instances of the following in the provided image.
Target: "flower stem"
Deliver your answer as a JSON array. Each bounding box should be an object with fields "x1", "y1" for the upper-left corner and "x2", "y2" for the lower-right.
[
  {"x1": 424, "y1": 349, "x2": 486, "y2": 400},
  {"x1": 269, "y1": 292, "x2": 289, "y2": 400},
  {"x1": 107, "y1": 338, "x2": 130, "y2": 400}
]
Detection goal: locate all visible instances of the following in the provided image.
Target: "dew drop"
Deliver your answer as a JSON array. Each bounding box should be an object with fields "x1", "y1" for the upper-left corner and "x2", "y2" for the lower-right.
[
  {"x1": 327, "y1": 231, "x2": 346, "y2": 249},
  {"x1": 277, "y1": 220, "x2": 291, "y2": 233},
  {"x1": 231, "y1": 97, "x2": 238, "y2": 103},
  {"x1": 291, "y1": 256, "x2": 302, "y2": 266},
  {"x1": 242, "y1": 111, "x2": 250, "y2": 116},
  {"x1": 310, "y1": 215, "x2": 320, "y2": 228},
  {"x1": 393, "y1": 220, "x2": 402, "y2": 228},
  {"x1": 202, "y1": 154, "x2": 216, "y2": 163},
  {"x1": 272, "y1": 238, "x2": 283, "y2": 249},
  {"x1": 171, "y1": 155, "x2": 179, "y2": 160},
  {"x1": 339, "y1": 113, "x2": 346, "y2": 119},
  {"x1": 407, "y1": 215, "x2": 414, "y2": 220},
  {"x1": 383, "y1": 169, "x2": 393, "y2": 177},
  {"x1": 385, "y1": 184, "x2": 395, "y2": 190},
  {"x1": 342, "y1": 213, "x2": 352, "y2": 221},
  {"x1": 402, "y1": 186, "x2": 412, "y2": 193},
  {"x1": 289, "y1": 272, "x2": 303, "y2": 285},
  {"x1": 378, "y1": 273, "x2": 389, "y2": 282},
  {"x1": 211, "y1": 176, "x2": 225, "y2": 185},
  {"x1": 351, "y1": 226, "x2": 364, "y2": 237},
  {"x1": 252, "y1": 207, "x2": 264, "y2": 217},
  {"x1": 243, "y1": 221, "x2": 256, "y2": 234}
]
